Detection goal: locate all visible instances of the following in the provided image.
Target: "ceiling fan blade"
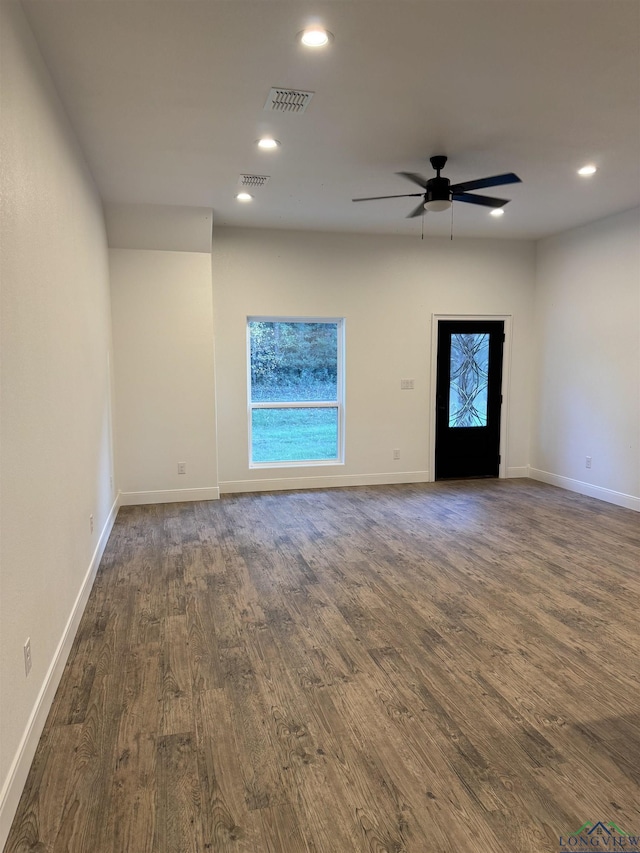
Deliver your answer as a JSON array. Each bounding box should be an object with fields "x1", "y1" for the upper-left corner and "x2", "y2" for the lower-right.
[
  {"x1": 352, "y1": 193, "x2": 424, "y2": 202},
  {"x1": 452, "y1": 193, "x2": 510, "y2": 208},
  {"x1": 449, "y1": 173, "x2": 521, "y2": 194},
  {"x1": 407, "y1": 201, "x2": 427, "y2": 218},
  {"x1": 396, "y1": 171, "x2": 429, "y2": 189}
]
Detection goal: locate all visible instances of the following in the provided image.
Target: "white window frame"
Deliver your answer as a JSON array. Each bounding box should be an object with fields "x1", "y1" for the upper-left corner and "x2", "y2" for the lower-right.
[{"x1": 247, "y1": 317, "x2": 345, "y2": 468}]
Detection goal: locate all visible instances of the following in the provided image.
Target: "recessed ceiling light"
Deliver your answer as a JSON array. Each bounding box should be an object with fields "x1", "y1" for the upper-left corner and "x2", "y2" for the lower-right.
[
  {"x1": 257, "y1": 137, "x2": 280, "y2": 150},
  {"x1": 490, "y1": 208, "x2": 505, "y2": 217},
  {"x1": 236, "y1": 192, "x2": 253, "y2": 202},
  {"x1": 299, "y1": 26, "x2": 332, "y2": 47},
  {"x1": 578, "y1": 164, "x2": 597, "y2": 176}
]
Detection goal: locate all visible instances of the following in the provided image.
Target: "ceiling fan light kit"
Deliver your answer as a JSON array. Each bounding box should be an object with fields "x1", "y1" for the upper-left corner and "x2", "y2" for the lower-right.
[{"x1": 424, "y1": 198, "x2": 452, "y2": 212}]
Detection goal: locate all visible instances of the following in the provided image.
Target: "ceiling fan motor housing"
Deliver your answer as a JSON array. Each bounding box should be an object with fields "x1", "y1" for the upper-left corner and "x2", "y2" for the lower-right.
[{"x1": 426, "y1": 176, "x2": 451, "y2": 204}]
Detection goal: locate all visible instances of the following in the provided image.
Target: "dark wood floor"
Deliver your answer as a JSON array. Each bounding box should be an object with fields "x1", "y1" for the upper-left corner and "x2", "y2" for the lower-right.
[{"x1": 5, "y1": 479, "x2": 640, "y2": 853}]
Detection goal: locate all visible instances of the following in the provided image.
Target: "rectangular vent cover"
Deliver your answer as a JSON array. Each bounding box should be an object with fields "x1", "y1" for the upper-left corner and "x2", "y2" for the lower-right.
[
  {"x1": 264, "y1": 87, "x2": 314, "y2": 114},
  {"x1": 239, "y1": 174, "x2": 270, "y2": 189}
]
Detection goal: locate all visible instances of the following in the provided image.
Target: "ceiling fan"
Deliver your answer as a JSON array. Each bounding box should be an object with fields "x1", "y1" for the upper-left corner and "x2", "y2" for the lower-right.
[{"x1": 353, "y1": 155, "x2": 522, "y2": 218}]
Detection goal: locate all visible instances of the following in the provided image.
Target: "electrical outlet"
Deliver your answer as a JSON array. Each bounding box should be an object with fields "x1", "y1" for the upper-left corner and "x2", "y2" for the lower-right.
[
  {"x1": 24, "y1": 638, "x2": 32, "y2": 677},
  {"x1": 400, "y1": 379, "x2": 414, "y2": 390},
  {"x1": 89, "y1": 514, "x2": 94, "y2": 533},
  {"x1": 393, "y1": 449, "x2": 400, "y2": 460},
  {"x1": 177, "y1": 462, "x2": 187, "y2": 475},
  {"x1": 586, "y1": 456, "x2": 592, "y2": 469}
]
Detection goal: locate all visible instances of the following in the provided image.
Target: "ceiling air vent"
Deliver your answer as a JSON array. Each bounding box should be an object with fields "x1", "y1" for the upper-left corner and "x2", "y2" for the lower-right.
[
  {"x1": 264, "y1": 87, "x2": 314, "y2": 114},
  {"x1": 239, "y1": 174, "x2": 270, "y2": 189}
]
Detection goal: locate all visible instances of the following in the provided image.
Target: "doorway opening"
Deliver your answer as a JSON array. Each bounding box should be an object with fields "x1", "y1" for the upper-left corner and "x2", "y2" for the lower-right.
[{"x1": 433, "y1": 318, "x2": 508, "y2": 480}]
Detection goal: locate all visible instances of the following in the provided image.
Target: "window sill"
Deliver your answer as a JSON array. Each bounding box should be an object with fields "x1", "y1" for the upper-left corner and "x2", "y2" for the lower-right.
[{"x1": 249, "y1": 459, "x2": 345, "y2": 470}]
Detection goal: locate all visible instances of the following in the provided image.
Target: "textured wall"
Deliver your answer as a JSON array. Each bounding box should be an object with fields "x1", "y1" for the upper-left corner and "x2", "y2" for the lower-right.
[
  {"x1": 109, "y1": 248, "x2": 218, "y2": 503},
  {"x1": 0, "y1": 3, "x2": 114, "y2": 840},
  {"x1": 532, "y1": 207, "x2": 640, "y2": 506},
  {"x1": 211, "y1": 227, "x2": 536, "y2": 491}
]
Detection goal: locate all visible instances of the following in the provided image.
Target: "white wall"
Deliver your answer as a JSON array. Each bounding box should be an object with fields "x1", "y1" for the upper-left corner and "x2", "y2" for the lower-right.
[
  {"x1": 531, "y1": 207, "x2": 640, "y2": 509},
  {"x1": 109, "y1": 248, "x2": 218, "y2": 504},
  {"x1": 212, "y1": 227, "x2": 536, "y2": 492},
  {"x1": 104, "y1": 203, "x2": 212, "y2": 253},
  {"x1": 0, "y1": 3, "x2": 116, "y2": 843}
]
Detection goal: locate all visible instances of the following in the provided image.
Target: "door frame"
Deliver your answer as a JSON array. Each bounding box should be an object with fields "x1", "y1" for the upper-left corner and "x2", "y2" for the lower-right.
[{"x1": 428, "y1": 314, "x2": 513, "y2": 482}]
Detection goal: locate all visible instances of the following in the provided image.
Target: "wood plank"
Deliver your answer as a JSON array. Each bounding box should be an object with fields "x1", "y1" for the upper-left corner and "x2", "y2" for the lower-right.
[
  {"x1": 154, "y1": 733, "x2": 202, "y2": 853},
  {"x1": 107, "y1": 649, "x2": 162, "y2": 853},
  {"x1": 194, "y1": 688, "x2": 263, "y2": 852},
  {"x1": 160, "y1": 614, "x2": 194, "y2": 736}
]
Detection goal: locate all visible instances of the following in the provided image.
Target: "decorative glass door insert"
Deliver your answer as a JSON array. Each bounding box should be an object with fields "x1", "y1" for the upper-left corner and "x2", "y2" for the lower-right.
[{"x1": 449, "y1": 333, "x2": 490, "y2": 428}]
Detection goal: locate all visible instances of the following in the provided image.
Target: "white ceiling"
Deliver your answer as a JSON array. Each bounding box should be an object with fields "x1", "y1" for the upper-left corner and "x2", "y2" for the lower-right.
[{"x1": 22, "y1": 0, "x2": 640, "y2": 240}]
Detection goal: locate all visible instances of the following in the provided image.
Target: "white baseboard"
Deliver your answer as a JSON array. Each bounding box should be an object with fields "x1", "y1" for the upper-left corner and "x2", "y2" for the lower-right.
[
  {"x1": 0, "y1": 494, "x2": 121, "y2": 850},
  {"x1": 528, "y1": 467, "x2": 640, "y2": 512},
  {"x1": 506, "y1": 467, "x2": 529, "y2": 478},
  {"x1": 219, "y1": 471, "x2": 430, "y2": 494},
  {"x1": 119, "y1": 486, "x2": 220, "y2": 505}
]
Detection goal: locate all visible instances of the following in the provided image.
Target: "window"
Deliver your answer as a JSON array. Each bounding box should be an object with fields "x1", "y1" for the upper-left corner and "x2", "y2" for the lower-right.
[{"x1": 248, "y1": 319, "x2": 344, "y2": 466}]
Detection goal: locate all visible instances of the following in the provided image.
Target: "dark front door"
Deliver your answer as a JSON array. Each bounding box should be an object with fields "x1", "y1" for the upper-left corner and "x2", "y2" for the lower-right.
[{"x1": 435, "y1": 320, "x2": 504, "y2": 479}]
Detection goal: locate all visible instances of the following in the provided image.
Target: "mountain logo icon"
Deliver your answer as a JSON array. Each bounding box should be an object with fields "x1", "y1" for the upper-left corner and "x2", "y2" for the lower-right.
[{"x1": 571, "y1": 821, "x2": 628, "y2": 836}]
